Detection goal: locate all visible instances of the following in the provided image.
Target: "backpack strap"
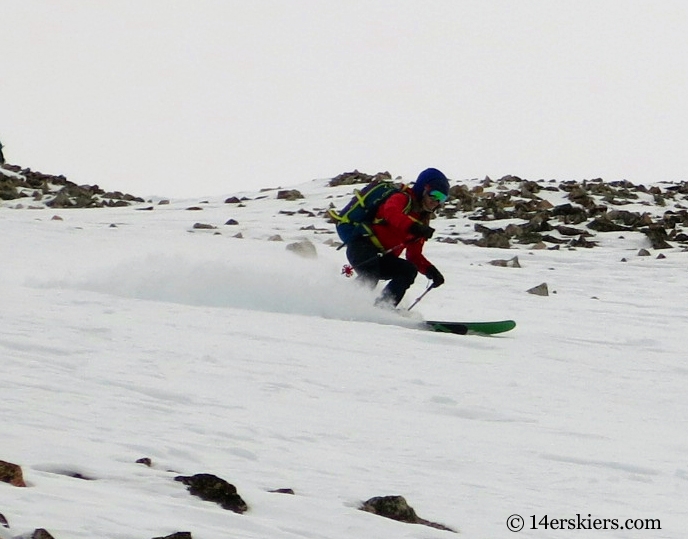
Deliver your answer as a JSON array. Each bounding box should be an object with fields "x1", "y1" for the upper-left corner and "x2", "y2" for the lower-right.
[{"x1": 365, "y1": 187, "x2": 414, "y2": 249}]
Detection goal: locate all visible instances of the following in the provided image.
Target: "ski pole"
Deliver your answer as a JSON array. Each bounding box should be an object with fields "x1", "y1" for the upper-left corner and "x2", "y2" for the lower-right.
[
  {"x1": 407, "y1": 282, "x2": 435, "y2": 311},
  {"x1": 350, "y1": 237, "x2": 422, "y2": 269}
]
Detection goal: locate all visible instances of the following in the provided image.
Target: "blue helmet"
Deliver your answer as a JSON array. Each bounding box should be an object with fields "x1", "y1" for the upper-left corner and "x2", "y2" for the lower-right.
[{"x1": 412, "y1": 168, "x2": 450, "y2": 199}]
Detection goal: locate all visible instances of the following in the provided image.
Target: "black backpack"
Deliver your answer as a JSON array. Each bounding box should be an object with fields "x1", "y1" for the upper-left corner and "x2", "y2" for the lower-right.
[{"x1": 328, "y1": 180, "x2": 406, "y2": 244}]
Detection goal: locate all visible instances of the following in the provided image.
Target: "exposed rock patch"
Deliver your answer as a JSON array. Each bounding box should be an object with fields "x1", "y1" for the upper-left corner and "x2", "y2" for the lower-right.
[
  {"x1": 174, "y1": 473, "x2": 248, "y2": 514},
  {"x1": 0, "y1": 460, "x2": 26, "y2": 487},
  {"x1": 1, "y1": 164, "x2": 144, "y2": 207},
  {"x1": 360, "y1": 495, "x2": 456, "y2": 533}
]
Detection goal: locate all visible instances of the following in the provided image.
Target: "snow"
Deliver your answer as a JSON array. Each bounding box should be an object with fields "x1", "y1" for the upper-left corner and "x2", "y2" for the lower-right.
[{"x1": 1, "y1": 176, "x2": 687, "y2": 538}]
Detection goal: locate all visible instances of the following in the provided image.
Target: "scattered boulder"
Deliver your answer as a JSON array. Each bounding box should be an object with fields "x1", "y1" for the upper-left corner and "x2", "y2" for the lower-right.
[
  {"x1": 269, "y1": 488, "x2": 295, "y2": 495},
  {"x1": 0, "y1": 460, "x2": 26, "y2": 487},
  {"x1": 174, "y1": 473, "x2": 248, "y2": 514},
  {"x1": 641, "y1": 225, "x2": 672, "y2": 249},
  {"x1": 286, "y1": 239, "x2": 317, "y2": 259},
  {"x1": 328, "y1": 170, "x2": 392, "y2": 187},
  {"x1": 152, "y1": 533, "x2": 192, "y2": 539},
  {"x1": 31, "y1": 530, "x2": 55, "y2": 539},
  {"x1": 276, "y1": 189, "x2": 304, "y2": 201},
  {"x1": 360, "y1": 495, "x2": 456, "y2": 533},
  {"x1": 527, "y1": 283, "x2": 549, "y2": 296},
  {"x1": 0, "y1": 165, "x2": 143, "y2": 207},
  {"x1": 5, "y1": 163, "x2": 688, "y2": 253},
  {"x1": 489, "y1": 256, "x2": 521, "y2": 268},
  {"x1": 192, "y1": 223, "x2": 217, "y2": 230},
  {"x1": 474, "y1": 224, "x2": 511, "y2": 249}
]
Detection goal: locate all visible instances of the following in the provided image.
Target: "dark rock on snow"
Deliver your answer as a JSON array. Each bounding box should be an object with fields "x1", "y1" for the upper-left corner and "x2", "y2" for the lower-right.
[{"x1": 174, "y1": 473, "x2": 248, "y2": 514}]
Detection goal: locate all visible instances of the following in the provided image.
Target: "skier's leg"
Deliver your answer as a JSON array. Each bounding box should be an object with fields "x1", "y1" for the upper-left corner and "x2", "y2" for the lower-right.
[
  {"x1": 377, "y1": 256, "x2": 418, "y2": 306},
  {"x1": 346, "y1": 237, "x2": 381, "y2": 289}
]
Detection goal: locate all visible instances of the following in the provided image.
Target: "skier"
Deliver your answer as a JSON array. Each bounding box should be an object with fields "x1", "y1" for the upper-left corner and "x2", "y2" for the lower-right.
[{"x1": 346, "y1": 167, "x2": 449, "y2": 307}]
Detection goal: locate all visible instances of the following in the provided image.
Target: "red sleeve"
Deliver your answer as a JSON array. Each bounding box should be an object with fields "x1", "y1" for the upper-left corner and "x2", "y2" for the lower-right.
[
  {"x1": 405, "y1": 239, "x2": 432, "y2": 274},
  {"x1": 376, "y1": 192, "x2": 415, "y2": 232},
  {"x1": 376, "y1": 192, "x2": 433, "y2": 273}
]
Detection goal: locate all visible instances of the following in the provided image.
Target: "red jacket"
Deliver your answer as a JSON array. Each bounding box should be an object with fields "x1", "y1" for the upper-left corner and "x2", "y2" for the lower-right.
[{"x1": 369, "y1": 188, "x2": 433, "y2": 275}]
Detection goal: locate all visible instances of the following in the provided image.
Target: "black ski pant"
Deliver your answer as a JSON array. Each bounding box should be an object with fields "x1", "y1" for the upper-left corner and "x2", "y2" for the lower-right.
[{"x1": 346, "y1": 236, "x2": 418, "y2": 306}]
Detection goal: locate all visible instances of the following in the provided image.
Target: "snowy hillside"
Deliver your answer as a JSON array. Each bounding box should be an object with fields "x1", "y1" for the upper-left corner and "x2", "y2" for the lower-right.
[{"x1": 1, "y1": 167, "x2": 687, "y2": 538}]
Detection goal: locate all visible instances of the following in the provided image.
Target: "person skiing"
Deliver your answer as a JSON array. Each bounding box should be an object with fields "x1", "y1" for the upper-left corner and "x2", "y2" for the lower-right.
[{"x1": 346, "y1": 167, "x2": 449, "y2": 307}]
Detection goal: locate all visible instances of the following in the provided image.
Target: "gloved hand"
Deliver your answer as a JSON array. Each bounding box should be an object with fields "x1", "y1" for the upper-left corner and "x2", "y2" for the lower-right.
[
  {"x1": 409, "y1": 222, "x2": 435, "y2": 239},
  {"x1": 425, "y1": 265, "x2": 445, "y2": 288}
]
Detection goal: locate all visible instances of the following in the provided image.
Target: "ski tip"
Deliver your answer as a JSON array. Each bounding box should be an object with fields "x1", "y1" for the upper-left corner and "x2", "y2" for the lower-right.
[{"x1": 424, "y1": 319, "x2": 516, "y2": 335}]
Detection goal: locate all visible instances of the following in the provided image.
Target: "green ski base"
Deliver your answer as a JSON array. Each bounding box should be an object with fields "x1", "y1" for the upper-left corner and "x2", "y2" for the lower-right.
[{"x1": 424, "y1": 319, "x2": 516, "y2": 335}]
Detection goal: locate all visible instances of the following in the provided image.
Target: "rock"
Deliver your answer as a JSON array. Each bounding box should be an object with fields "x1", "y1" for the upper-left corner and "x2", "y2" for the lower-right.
[
  {"x1": 276, "y1": 189, "x2": 304, "y2": 201},
  {"x1": 489, "y1": 256, "x2": 521, "y2": 268},
  {"x1": 286, "y1": 240, "x2": 317, "y2": 259},
  {"x1": 225, "y1": 218, "x2": 239, "y2": 225},
  {"x1": 268, "y1": 235, "x2": 283, "y2": 242},
  {"x1": 32, "y1": 530, "x2": 55, "y2": 539},
  {"x1": 569, "y1": 235, "x2": 598, "y2": 248},
  {"x1": 641, "y1": 225, "x2": 672, "y2": 249},
  {"x1": 0, "y1": 513, "x2": 8, "y2": 528},
  {"x1": 587, "y1": 216, "x2": 632, "y2": 232},
  {"x1": 328, "y1": 170, "x2": 392, "y2": 187},
  {"x1": 474, "y1": 224, "x2": 511, "y2": 249},
  {"x1": 541, "y1": 234, "x2": 568, "y2": 245},
  {"x1": 136, "y1": 457, "x2": 152, "y2": 467},
  {"x1": 192, "y1": 223, "x2": 217, "y2": 230},
  {"x1": 224, "y1": 196, "x2": 242, "y2": 204},
  {"x1": 0, "y1": 460, "x2": 26, "y2": 487},
  {"x1": 0, "y1": 182, "x2": 19, "y2": 200},
  {"x1": 152, "y1": 533, "x2": 192, "y2": 539},
  {"x1": 638, "y1": 249, "x2": 651, "y2": 256},
  {"x1": 174, "y1": 474, "x2": 248, "y2": 514},
  {"x1": 360, "y1": 495, "x2": 456, "y2": 533},
  {"x1": 269, "y1": 488, "x2": 295, "y2": 495},
  {"x1": 555, "y1": 225, "x2": 589, "y2": 236},
  {"x1": 527, "y1": 283, "x2": 549, "y2": 296},
  {"x1": 361, "y1": 495, "x2": 417, "y2": 522}
]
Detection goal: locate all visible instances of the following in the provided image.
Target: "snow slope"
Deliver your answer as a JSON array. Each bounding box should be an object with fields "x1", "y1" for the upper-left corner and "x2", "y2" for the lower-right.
[{"x1": 1, "y1": 176, "x2": 687, "y2": 538}]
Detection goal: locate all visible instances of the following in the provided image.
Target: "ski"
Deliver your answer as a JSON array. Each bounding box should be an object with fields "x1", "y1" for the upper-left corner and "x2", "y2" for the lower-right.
[{"x1": 424, "y1": 319, "x2": 516, "y2": 335}]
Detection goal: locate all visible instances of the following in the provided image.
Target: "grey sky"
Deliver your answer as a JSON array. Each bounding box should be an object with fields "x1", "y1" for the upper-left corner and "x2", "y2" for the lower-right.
[{"x1": 2, "y1": 1, "x2": 687, "y2": 197}]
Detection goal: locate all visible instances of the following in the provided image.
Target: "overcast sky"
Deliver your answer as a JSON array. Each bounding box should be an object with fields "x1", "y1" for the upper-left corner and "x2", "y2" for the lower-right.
[{"x1": 3, "y1": 1, "x2": 687, "y2": 198}]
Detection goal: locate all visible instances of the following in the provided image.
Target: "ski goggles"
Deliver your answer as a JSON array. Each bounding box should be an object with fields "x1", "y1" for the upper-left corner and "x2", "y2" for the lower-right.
[{"x1": 429, "y1": 190, "x2": 449, "y2": 204}]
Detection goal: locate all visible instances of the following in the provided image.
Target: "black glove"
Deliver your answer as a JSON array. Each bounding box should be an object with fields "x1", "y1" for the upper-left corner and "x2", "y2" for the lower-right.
[
  {"x1": 425, "y1": 265, "x2": 445, "y2": 288},
  {"x1": 409, "y1": 222, "x2": 435, "y2": 239}
]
